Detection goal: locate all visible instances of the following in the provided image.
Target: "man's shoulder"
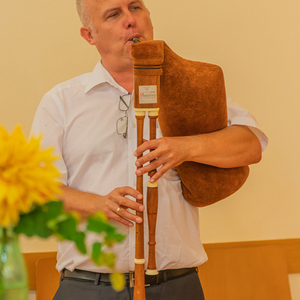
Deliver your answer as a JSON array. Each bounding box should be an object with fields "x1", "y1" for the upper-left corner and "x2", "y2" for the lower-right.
[{"x1": 45, "y1": 72, "x2": 91, "y2": 97}]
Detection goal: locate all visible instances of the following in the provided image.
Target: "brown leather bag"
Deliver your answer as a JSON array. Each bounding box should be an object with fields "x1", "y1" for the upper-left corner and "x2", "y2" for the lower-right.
[{"x1": 132, "y1": 40, "x2": 249, "y2": 207}]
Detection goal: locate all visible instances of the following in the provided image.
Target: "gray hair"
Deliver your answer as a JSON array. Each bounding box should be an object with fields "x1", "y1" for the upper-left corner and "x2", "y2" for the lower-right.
[{"x1": 76, "y1": 0, "x2": 92, "y2": 28}]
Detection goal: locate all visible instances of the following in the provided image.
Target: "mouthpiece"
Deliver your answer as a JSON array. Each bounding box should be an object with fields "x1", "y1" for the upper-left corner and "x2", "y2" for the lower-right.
[{"x1": 133, "y1": 38, "x2": 141, "y2": 44}]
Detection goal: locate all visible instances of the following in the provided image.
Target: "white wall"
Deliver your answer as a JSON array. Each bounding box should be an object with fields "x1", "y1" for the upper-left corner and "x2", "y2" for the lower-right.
[{"x1": 146, "y1": 0, "x2": 300, "y2": 244}]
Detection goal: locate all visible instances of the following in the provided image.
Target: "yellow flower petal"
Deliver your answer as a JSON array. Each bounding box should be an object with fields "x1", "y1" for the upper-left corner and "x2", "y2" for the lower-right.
[
  {"x1": 109, "y1": 273, "x2": 125, "y2": 292},
  {"x1": 0, "y1": 125, "x2": 61, "y2": 227}
]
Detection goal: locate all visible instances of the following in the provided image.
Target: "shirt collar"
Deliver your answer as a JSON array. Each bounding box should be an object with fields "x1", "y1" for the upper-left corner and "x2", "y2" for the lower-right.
[{"x1": 85, "y1": 60, "x2": 127, "y2": 94}]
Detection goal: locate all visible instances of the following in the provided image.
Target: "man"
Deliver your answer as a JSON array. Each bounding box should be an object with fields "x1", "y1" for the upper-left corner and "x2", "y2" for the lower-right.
[{"x1": 31, "y1": 0, "x2": 268, "y2": 299}]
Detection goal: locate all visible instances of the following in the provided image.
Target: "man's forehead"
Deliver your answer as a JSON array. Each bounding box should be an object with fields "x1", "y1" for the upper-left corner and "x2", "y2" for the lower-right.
[
  {"x1": 86, "y1": 0, "x2": 145, "y2": 8},
  {"x1": 84, "y1": 0, "x2": 147, "y2": 20}
]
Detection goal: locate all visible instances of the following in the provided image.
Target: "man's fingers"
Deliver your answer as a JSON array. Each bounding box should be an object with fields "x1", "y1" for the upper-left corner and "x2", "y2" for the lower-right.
[
  {"x1": 105, "y1": 208, "x2": 134, "y2": 227},
  {"x1": 115, "y1": 206, "x2": 143, "y2": 223},
  {"x1": 103, "y1": 187, "x2": 145, "y2": 227},
  {"x1": 149, "y1": 165, "x2": 169, "y2": 183},
  {"x1": 135, "y1": 157, "x2": 161, "y2": 176},
  {"x1": 134, "y1": 139, "x2": 158, "y2": 157},
  {"x1": 116, "y1": 186, "x2": 143, "y2": 202},
  {"x1": 135, "y1": 149, "x2": 159, "y2": 167},
  {"x1": 108, "y1": 187, "x2": 144, "y2": 210},
  {"x1": 105, "y1": 203, "x2": 143, "y2": 227}
]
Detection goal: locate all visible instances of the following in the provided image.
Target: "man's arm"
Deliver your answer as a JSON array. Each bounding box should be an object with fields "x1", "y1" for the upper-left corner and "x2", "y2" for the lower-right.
[
  {"x1": 58, "y1": 185, "x2": 144, "y2": 227},
  {"x1": 31, "y1": 95, "x2": 146, "y2": 227},
  {"x1": 134, "y1": 125, "x2": 262, "y2": 183}
]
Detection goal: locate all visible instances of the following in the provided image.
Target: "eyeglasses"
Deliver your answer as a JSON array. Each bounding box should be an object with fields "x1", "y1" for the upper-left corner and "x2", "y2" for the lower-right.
[{"x1": 116, "y1": 93, "x2": 131, "y2": 138}]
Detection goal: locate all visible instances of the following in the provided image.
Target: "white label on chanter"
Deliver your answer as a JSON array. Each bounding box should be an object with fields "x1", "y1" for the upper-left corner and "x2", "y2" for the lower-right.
[{"x1": 139, "y1": 85, "x2": 157, "y2": 104}]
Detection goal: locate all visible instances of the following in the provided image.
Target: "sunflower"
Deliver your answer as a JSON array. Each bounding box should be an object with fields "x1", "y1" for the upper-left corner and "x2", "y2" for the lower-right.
[{"x1": 0, "y1": 126, "x2": 61, "y2": 228}]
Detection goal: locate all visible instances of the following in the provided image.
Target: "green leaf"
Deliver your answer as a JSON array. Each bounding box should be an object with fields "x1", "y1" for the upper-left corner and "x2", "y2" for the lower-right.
[
  {"x1": 91, "y1": 242, "x2": 103, "y2": 265},
  {"x1": 87, "y1": 214, "x2": 115, "y2": 234},
  {"x1": 54, "y1": 215, "x2": 87, "y2": 254},
  {"x1": 13, "y1": 201, "x2": 126, "y2": 273},
  {"x1": 87, "y1": 213, "x2": 125, "y2": 247},
  {"x1": 47, "y1": 213, "x2": 69, "y2": 232},
  {"x1": 105, "y1": 231, "x2": 125, "y2": 245},
  {"x1": 14, "y1": 205, "x2": 54, "y2": 238},
  {"x1": 55, "y1": 216, "x2": 77, "y2": 240},
  {"x1": 14, "y1": 212, "x2": 36, "y2": 236},
  {"x1": 0, "y1": 279, "x2": 4, "y2": 299},
  {"x1": 41, "y1": 201, "x2": 64, "y2": 220},
  {"x1": 91, "y1": 243, "x2": 116, "y2": 269},
  {"x1": 102, "y1": 253, "x2": 115, "y2": 269},
  {"x1": 73, "y1": 231, "x2": 86, "y2": 254}
]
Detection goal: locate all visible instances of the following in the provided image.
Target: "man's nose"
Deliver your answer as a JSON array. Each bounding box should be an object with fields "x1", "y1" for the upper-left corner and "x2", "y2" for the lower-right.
[{"x1": 123, "y1": 10, "x2": 137, "y2": 28}]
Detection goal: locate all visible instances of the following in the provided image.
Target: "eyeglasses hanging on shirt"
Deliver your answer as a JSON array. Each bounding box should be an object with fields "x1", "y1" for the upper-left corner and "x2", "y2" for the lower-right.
[{"x1": 116, "y1": 93, "x2": 131, "y2": 138}]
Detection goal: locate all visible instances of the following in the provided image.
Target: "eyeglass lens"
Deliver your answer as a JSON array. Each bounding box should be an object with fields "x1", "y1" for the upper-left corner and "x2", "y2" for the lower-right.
[
  {"x1": 117, "y1": 116, "x2": 128, "y2": 138},
  {"x1": 119, "y1": 94, "x2": 131, "y2": 111},
  {"x1": 116, "y1": 93, "x2": 131, "y2": 138}
]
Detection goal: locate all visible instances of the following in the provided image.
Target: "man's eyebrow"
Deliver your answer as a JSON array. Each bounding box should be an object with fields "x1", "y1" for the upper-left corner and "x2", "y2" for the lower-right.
[
  {"x1": 103, "y1": 7, "x2": 119, "y2": 16},
  {"x1": 130, "y1": 0, "x2": 142, "y2": 4},
  {"x1": 128, "y1": 0, "x2": 145, "y2": 8},
  {"x1": 101, "y1": 5, "x2": 122, "y2": 20},
  {"x1": 102, "y1": 1, "x2": 144, "y2": 19}
]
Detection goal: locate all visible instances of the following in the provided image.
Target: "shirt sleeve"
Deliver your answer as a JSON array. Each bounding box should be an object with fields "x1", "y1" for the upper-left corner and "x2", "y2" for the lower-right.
[
  {"x1": 30, "y1": 93, "x2": 68, "y2": 184},
  {"x1": 227, "y1": 96, "x2": 268, "y2": 152}
]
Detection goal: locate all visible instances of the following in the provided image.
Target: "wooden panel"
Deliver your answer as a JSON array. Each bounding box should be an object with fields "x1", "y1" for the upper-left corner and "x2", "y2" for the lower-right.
[
  {"x1": 199, "y1": 245, "x2": 292, "y2": 300},
  {"x1": 203, "y1": 239, "x2": 300, "y2": 274},
  {"x1": 23, "y1": 251, "x2": 57, "y2": 290},
  {"x1": 36, "y1": 257, "x2": 60, "y2": 300}
]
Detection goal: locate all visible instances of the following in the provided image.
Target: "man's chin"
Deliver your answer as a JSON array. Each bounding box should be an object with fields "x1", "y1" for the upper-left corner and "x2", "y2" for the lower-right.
[{"x1": 125, "y1": 43, "x2": 135, "y2": 57}]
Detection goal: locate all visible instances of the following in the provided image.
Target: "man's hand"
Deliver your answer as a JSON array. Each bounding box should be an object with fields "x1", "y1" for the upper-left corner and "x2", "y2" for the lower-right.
[
  {"x1": 102, "y1": 187, "x2": 144, "y2": 227},
  {"x1": 133, "y1": 126, "x2": 262, "y2": 183},
  {"x1": 59, "y1": 185, "x2": 144, "y2": 227},
  {"x1": 134, "y1": 137, "x2": 188, "y2": 183}
]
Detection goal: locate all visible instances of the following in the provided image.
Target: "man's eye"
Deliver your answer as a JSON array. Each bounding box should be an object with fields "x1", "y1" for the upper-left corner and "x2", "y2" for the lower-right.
[
  {"x1": 130, "y1": 6, "x2": 140, "y2": 11},
  {"x1": 108, "y1": 12, "x2": 118, "y2": 18}
]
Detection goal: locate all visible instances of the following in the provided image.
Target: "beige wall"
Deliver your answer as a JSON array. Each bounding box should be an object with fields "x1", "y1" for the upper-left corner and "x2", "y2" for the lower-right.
[{"x1": 1, "y1": 0, "x2": 299, "y2": 251}]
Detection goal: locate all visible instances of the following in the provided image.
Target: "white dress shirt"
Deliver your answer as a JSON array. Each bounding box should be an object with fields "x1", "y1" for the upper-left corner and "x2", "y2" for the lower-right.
[{"x1": 31, "y1": 61, "x2": 268, "y2": 273}]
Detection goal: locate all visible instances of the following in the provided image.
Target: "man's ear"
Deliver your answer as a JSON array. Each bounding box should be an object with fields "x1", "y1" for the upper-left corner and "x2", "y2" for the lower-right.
[{"x1": 80, "y1": 27, "x2": 95, "y2": 45}]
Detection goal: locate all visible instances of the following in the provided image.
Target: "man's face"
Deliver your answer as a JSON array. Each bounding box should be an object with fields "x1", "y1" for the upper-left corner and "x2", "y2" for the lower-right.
[{"x1": 83, "y1": 0, "x2": 153, "y2": 69}]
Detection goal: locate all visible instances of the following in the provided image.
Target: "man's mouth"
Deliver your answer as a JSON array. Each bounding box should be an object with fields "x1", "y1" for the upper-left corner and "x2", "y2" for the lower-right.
[
  {"x1": 127, "y1": 35, "x2": 141, "y2": 43},
  {"x1": 132, "y1": 37, "x2": 141, "y2": 43}
]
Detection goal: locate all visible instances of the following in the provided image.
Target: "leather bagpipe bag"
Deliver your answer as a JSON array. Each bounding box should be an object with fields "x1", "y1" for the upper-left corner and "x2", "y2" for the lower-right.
[{"x1": 132, "y1": 41, "x2": 249, "y2": 207}]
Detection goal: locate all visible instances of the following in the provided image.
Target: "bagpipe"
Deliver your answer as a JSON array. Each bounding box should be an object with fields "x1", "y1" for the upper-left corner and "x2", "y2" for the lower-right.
[{"x1": 131, "y1": 39, "x2": 249, "y2": 299}]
